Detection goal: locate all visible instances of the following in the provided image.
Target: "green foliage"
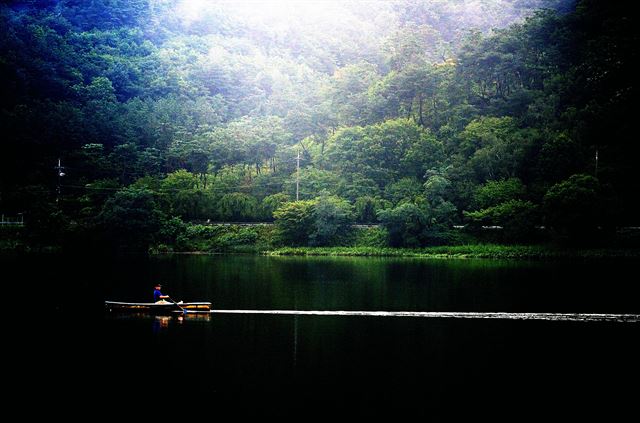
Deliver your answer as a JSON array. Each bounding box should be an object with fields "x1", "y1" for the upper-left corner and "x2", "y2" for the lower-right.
[
  {"x1": 429, "y1": 200, "x2": 458, "y2": 229},
  {"x1": 534, "y1": 133, "x2": 585, "y2": 184},
  {"x1": 325, "y1": 118, "x2": 433, "y2": 187},
  {"x1": 474, "y1": 178, "x2": 526, "y2": 209},
  {"x1": 210, "y1": 165, "x2": 252, "y2": 195},
  {"x1": 217, "y1": 192, "x2": 260, "y2": 222},
  {"x1": 267, "y1": 245, "x2": 640, "y2": 259},
  {"x1": 328, "y1": 62, "x2": 380, "y2": 127},
  {"x1": 157, "y1": 216, "x2": 187, "y2": 247},
  {"x1": 454, "y1": 116, "x2": 529, "y2": 181},
  {"x1": 377, "y1": 202, "x2": 430, "y2": 247},
  {"x1": 97, "y1": 186, "x2": 166, "y2": 250},
  {"x1": 383, "y1": 23, "x2": 443, "y2": 69},
  {"x1": 2, "y1": 1, "x2": 636, "y2": 252},
  {"x1": 172, "y1": 224, "x2": 275, "y2": 253},
  {"x1": 310, "y1": 193, "x2": 354, "y2": 246},
  {"x1": 285, "y1": 168, "x2": 344, "y2": 200},
  {"x1": 203, "y1": 116, "x2": 292, "y2": 172},
  {"x1": 401, "y1": 129, "x2": 445, "y2": 177},
  {"x1": 423, "y1": 174, "x2": 451, "y2": 202},
  {"x1": 465, "y1": 199, "x2": 540, "y2": 242},
  {"x1": 273, "y1": 200, "x2": 317, "y2": 246},
  {"x1": 543, "y1": 174, "x2": 608, "y2": 240},
  {"x1": 261, "y1": 193, "x2": 291, "y2": 221},
  {"x1": 353, "y1": 196, "x2": 388, "y2": 224},
  {"x1": 160, "y1": 170, "x2": 209, "y2": 219},
  {"x1": 384, "y1": 177, "x2": 423, "y2": 205},
  {"x1": 354, "y1": 227, "x2": 389, "y2": 248},
  {"x1": 77, "y1": 178, "x2": 121, "y2": 216}
]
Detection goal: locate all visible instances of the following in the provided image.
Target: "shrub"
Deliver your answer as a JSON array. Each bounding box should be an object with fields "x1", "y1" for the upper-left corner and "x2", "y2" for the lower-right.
[
  {"x1": 354, "y1": 227, "x2": 389, "y2": 247},
  {"x1": 464, "y1": 199, "x2": 539, "y2": 242},
  {"x1": 273, "y1": 200, "x2": 316, "y2": 245},
  {"x1": 543, "y1": 174, "x2": 612, "y2": 242},
  {"x1": 310, "y1": 193, "x2": 354, "y2": 246},
  {"x1": 377, "y1": 202, "x2": 430, "y2": 247}
]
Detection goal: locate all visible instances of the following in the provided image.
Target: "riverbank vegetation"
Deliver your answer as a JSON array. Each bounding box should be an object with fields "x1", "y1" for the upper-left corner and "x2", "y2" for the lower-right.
[
  {"x1": 267, "y1": 245, "x2": 640, "y2": 260},
  {"x1": 1, "y1": 1, "x2": 638, "y2": 255}
]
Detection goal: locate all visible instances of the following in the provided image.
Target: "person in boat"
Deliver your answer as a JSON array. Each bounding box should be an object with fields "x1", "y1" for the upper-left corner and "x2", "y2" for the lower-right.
[{"x1": 153, "y1": 283, "x2": 170, "y2": 303}]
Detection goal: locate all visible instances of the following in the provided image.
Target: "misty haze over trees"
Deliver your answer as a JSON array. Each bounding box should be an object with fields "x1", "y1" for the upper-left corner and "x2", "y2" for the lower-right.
[{"x1": 1, "y1": 0, "x2": 637, "y2": 252}]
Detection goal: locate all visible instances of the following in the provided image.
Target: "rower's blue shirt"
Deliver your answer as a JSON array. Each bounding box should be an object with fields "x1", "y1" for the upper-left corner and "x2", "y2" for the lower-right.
[{"x1": 153, "y1": 289, "x2": 163, "y2": 302}]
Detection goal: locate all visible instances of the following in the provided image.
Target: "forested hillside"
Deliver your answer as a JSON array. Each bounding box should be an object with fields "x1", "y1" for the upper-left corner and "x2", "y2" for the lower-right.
[{"x1": 1, "y1": 0, "x2": 637, "y2": 251}]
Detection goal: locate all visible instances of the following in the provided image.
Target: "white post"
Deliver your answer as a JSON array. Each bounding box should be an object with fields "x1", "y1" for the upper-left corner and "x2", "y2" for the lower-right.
[{"x1": 296, "y1": 149, "x2": 300, "y2": 201}]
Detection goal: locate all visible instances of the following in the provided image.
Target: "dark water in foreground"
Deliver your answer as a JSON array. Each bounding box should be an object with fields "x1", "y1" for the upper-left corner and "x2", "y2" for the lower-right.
[{"x1": 9, "y1": 254, "x2": 639, "y2": 418}]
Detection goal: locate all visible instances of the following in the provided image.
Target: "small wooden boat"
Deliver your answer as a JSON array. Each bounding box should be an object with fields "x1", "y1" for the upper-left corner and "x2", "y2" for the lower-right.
[{"x1": 105, "y1": 300, "x2": 212, "y2": 314}]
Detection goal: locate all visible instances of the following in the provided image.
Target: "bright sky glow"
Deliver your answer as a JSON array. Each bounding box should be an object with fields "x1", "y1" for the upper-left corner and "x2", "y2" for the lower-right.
[
  {"x1": 176, "y1": 0, "x2": 209, "y2": 22},
  {"x1": 176, "y1": 0, "x2": 347, "y2": 25}
]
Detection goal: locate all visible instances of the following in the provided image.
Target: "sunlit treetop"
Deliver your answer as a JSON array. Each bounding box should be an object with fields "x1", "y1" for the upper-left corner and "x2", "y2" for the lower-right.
[{"x1": 175, "y1": 0, "x2": 361, "y2": 25}]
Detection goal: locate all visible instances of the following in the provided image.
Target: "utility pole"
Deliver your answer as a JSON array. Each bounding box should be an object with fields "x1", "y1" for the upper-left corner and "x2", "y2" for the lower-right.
[
  {"x1": 296, "y1": 149, "x2": 300, "y2": 201},
  {"x1": 55, "y1": 158, "x2": 65, "y2": 205}
]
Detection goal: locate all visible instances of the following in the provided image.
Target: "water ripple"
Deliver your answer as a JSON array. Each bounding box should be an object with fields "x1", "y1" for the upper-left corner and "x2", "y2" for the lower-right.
[{"x1": 211, "y1": 310, "x2": 640, "y2": 322}]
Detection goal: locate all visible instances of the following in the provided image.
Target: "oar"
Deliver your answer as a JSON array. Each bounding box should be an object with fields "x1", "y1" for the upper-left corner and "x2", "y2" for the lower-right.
[{"x1": 168, "y1": 297, "x2": 187, "y2": 314}]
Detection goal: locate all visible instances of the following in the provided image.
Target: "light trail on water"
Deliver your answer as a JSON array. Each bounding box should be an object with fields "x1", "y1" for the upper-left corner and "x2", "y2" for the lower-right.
[{"x1": 209, "y1": 310, "x2": 640, "y2": 323}]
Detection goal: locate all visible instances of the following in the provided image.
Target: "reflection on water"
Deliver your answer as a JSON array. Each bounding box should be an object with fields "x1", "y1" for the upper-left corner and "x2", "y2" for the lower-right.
[
  {"x1": 210, "y1": 309, "x2": 640, "y2": 322},
  {"x1": 153, "y1": 315, "x2": 171, "y2": 333},
  {"x1": 10, "y1": 254, "x2": 640, "y2": 418},
  {"x1": 106, "y1": 311, "x2": 212, "y2": 333},
  {"x1": 143, "y1": 254, "x2": 640, "y2": 314}
]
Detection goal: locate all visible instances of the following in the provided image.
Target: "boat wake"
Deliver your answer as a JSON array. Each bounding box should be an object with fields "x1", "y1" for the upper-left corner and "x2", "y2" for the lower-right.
[{"x1": 210, "y1": 310, "x2": 640, "y2": 322}]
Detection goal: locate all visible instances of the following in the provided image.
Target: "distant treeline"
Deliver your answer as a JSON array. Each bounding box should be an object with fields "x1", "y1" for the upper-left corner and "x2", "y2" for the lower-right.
[{"x1": 1, "y1": 0, "x2": 637, "y2": 252}]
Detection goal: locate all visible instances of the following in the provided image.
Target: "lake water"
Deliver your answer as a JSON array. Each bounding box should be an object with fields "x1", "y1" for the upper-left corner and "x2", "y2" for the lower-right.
[{"x1": 10, "y1": 254, "x2": 639, "y2": 418}]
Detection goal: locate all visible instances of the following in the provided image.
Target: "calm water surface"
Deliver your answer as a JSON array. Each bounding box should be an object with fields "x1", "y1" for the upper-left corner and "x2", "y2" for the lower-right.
[{"x1": 11, "y1": 254, "x2": 639, "y2": 418}]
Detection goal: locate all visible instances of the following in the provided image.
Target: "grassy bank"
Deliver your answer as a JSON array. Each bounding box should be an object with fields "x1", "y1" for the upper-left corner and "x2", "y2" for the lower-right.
[
  {"x1": 154, "y1": 224, "x2": 640, "y2": 259},
  {"x1": 265, "y1": 245, "x2": 640, "y2": 259},
  {"x1": 6, "y1": 222, "x2": 639, "y2": 260},
  {"x1": 152, "y1": 223, "x2": 278, "y2": 254}
]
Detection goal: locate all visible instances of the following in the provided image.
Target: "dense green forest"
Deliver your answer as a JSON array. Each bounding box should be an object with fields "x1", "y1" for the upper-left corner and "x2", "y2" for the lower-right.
[{"x1": 1, "y1": 0, "x2": 638, "y2": 252}]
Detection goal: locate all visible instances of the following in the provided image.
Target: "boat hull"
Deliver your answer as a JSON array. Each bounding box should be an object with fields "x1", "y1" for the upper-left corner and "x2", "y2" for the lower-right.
[{"x1": 105, "y1": 301, "x2": 212, "y2": 314}]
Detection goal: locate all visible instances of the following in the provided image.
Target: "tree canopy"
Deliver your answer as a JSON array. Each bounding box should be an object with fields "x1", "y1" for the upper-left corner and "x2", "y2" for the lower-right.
[{"x1": 1, "y1": 0, "x2": 636, "y2": 250}]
